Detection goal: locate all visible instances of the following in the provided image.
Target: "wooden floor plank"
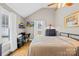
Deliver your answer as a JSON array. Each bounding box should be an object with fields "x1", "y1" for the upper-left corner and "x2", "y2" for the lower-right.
[{"x1": 9, "y1": 41, "x2": 31, "y2": 56}]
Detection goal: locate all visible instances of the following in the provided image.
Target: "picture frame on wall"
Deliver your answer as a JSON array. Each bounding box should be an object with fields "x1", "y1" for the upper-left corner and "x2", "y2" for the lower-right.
[
  {"x1": 64, "y1": 11, "x2": 79, "y2": 27},
  {"x1": 26, "y1": 21, "x2": 34, "y2": 27}
]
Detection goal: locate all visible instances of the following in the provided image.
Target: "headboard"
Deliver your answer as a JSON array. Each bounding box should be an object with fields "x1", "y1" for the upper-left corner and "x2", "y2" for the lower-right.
[
  {"x1": 45, "y1": 29, "x2": 56, "y2": 36},
  {"x1": 59, "y1": 32, "x2": 79, "y2": 41}
]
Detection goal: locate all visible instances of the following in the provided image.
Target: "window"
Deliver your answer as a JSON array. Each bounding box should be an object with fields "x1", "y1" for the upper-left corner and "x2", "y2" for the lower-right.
[
  {"x1": 1, "y1": 14, "x2": 9, "y2": 37},
  {"x1": 2, "y1": 14, "x2": 9, "y2": 28}
]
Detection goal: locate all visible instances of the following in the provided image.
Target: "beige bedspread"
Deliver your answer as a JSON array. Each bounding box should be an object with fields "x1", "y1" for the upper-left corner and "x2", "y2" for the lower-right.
[{"x1": 28, "y1": 36, "x2": 79, "y2": 56}]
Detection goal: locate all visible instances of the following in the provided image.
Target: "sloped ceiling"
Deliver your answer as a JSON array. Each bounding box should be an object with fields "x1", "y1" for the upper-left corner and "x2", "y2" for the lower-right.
[{"x1": 6, "y1": 3, "x2": 49, "y2": 18}]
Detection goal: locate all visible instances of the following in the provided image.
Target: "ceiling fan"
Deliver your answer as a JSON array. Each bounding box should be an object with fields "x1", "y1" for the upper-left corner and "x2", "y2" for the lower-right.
[{"x1": 48, "y1": 3, "x2": 73, "y2": 8}]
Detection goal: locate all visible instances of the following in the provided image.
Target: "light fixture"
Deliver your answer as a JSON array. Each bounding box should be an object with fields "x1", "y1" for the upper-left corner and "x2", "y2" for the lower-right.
[
  {"x1": 48, "y1": 3, "x2": 73, "y2": 9},
  {"x1": 58, "y1": 3, "x2": 73, "y2": 8},
  {"x1": 64, "y1": 3, "x2": 73, "y2": 7}
]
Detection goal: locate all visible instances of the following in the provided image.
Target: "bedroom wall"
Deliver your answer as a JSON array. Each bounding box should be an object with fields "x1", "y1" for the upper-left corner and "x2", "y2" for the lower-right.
[
  {"x1": 26, "y1": 8, "x2": 55, "y2": 26},
  {"x1": 55, "y1": 3, "x2": 79, "y2": 34},
  {"x1": 25, "y1": 8, "x2": 56, "y2": 38},
  {"x1": 16, "y1": 16, "x2": 26, "y2": 35}
]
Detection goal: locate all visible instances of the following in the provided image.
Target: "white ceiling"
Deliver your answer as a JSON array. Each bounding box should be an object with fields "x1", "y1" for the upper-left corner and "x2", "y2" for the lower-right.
[{"x1": 6, "y1": 3, "x2": 49, "y2": 17}]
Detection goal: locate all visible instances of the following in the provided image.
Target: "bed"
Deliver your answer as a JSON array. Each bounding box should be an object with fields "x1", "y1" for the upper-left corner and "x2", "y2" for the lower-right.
[{"x1": 27, "y1": 35, "x2": 79, "y2": 56}]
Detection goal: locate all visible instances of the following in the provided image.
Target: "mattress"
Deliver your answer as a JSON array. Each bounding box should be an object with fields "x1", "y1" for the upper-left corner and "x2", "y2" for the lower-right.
[{"x1": 27, "y1": 36, "x2": 79, "y2": 56}]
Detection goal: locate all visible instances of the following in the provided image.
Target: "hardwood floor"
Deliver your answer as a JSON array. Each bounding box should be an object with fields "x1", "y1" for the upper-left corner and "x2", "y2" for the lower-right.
[{"x1": 9, "y1": 41, "x2": 31, "y2": 56}]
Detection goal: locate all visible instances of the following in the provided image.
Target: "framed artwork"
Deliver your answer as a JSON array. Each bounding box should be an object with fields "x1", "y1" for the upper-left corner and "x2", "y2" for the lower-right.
[
  {"x1": 26, "y1": 21, "x2": 34, "y2": 27},
  {"x1": 19, "y1": 23, "x2": 25, "y2": 28},
  {"x1": 64, "y1": 11, "x2": 79, "y2": 27}
]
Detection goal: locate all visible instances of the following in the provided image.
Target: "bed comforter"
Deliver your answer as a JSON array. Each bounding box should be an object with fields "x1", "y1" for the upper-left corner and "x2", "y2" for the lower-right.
[{"x1": 27, "y1": 36, "x2": 79, "y2": 56}]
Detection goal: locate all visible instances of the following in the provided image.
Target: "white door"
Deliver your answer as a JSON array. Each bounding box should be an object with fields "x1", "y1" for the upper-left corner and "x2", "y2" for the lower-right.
[
  {"x1": 0, "y1": 9, "x2": 11, "y2": 56},
  {"x1": 34, "y1": 20, "x2": 45, "y2": 39},
  {"x1": 9, "y1": 12, "x2": 17, "y2": 51}
]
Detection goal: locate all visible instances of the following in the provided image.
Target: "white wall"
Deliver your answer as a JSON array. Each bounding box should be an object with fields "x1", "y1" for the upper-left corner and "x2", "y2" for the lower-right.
[
  {"x1": 16, "y1": 15, "x2": 26, "y2": 35},
  {"x1": 26, "y1": 8, "x2": 55, "y2": 26},
  {"x1": 55, "y1": 3, "x2": 79, "y2": 34},
  {"x1": 25, "y1": 8, "x2": 55, "y2": 38}
]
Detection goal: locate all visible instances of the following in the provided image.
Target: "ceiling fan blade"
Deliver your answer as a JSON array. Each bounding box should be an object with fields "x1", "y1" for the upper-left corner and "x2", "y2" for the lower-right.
[{"x1": 48, "y1": 3, "x2": 55, "y2": 6}]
